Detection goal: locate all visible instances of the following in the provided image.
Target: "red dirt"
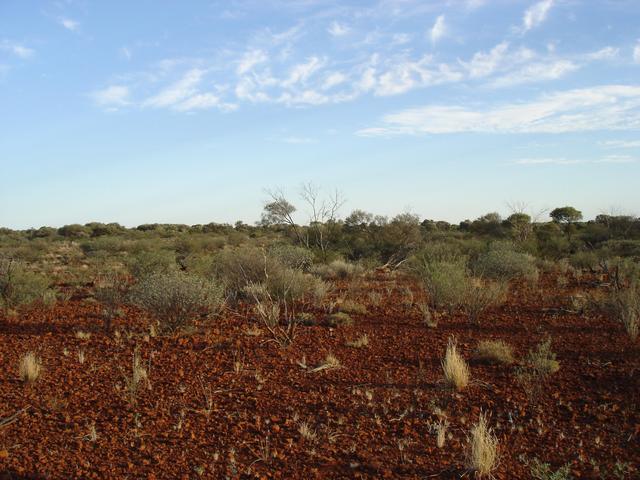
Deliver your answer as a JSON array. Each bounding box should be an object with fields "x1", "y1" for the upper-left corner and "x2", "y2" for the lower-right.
[{"x1": 1, "y1": 272, "x2": 639, "y2": 479}]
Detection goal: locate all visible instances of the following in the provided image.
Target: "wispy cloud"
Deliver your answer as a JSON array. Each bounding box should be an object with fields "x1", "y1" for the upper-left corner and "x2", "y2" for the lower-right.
[
  {"x1": 522, "y1": 0, "x2": 554, "y2": 33},
  {"x1": 512, "y1": 155, "x2": 636, "y2": 166},
  {"x1": 59, "y1": 17, "x2": 80, "y2": 32},
  {"x1": 328, "y1": 21, "x2": 350, "y2": 37},
  {"x1": 120, "y1": 47, "x2": 132, "y2": 61},
  {"x1": 600, "y1": 140, "x2": 640, "y2": 148},
  {"x1": 586, "y1": 46, "x2": 619, "y2": 61},
  {"x1": 490, "y1": 59, "x2": 577, "y2": 87},
  {"x1": 0, "y1": 40, "x2": 34, "y2": 59},
  {"x1": 357, "y1": 85, "x2": 640, "y2": 136},
  {"x1": 634, "y1": 40, "x2": 640, "y2": 64},
  {"x1": 237, "y1": 49, "x2": 268, "y2": 75},
  {"x1": 91, "y1": 85, "x2": 130, "y2": 108},
  {"x1": 143, "y1": 68, "x2": 204, "y2": 108},
  {"x1": 174, "y1": 93, "x2": 237, "y2": 112},
  {"x1": 429, "y1": 15, "x2": 446, "y2": 44}
]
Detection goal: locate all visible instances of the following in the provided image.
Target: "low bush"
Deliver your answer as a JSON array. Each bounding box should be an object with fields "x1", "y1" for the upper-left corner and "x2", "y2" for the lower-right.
[
  {"x1": 609, "y1": 286, "x2": 639, "y2": 341},
  {"x1": 0, "y1": 258, "x2": 52, "y2": 312},
  {"x1": 412, "y1": 257, "x2": 468, "y2": 314},
  {"x1": 461, "y1": 278, "x2": 508, "y2": 324},
  {"x1": 129, "y1": 271, "x2": 224, "y2": 332},
  {"x1": 326, "y1": 312, "x2": 354, "y2": 327},
  {"x1": 311, "y1": 259, "x2": 363, "y2": 280},
  {"x1": 472, "y1": 242, "x2": 539, "y2": 282},
  {"x1": 338, "y1": 299, "x2": 368, "y2": 315},
  {"x1": 126, "y1": 249, "x2": 176, "y2": 279}
]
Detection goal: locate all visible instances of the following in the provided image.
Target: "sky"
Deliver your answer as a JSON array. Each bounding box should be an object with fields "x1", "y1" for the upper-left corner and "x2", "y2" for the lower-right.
[{"x1": 1, "y1": 0, "x2": 639, "y2": 230}]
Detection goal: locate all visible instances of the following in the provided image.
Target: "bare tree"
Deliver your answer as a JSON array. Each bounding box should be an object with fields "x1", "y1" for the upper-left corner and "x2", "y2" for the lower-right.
[{"x1": 300, "y1": 182, "x2": 345, "y2": 259}]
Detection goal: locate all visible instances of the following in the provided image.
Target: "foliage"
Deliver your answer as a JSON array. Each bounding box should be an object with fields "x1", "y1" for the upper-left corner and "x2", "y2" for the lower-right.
[
  {"x1": 0, "y1": 257, "x2": 52, "y2": 312},
  {"x1": 129, "y1": 271, "x2": 224, "y2": 332}
]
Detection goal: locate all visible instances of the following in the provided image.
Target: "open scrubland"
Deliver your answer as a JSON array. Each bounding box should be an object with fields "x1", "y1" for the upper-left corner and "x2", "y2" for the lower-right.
[{"x1": 1, "y1": 206, "x2": 639, "y2": 479}]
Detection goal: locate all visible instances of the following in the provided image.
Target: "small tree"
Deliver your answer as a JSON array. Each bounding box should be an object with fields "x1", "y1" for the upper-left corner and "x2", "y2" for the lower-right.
[
  {"x1": 550, "y1": 206, "x2": 583, "y2": 224},
  {"x1": 550, "y1": 206, "x2": 583, "y2": 241}
]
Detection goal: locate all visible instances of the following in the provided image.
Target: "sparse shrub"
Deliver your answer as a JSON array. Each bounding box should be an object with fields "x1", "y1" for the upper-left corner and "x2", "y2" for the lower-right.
[
  {"x1": 268, "y1": 244, "x2": 314, "y2": 271},
  {"x1": 126, "y1": 249, "x2": 176, "y2": 279},
  {"x1": 461, "y1": 278, "x2": 508, "y2": 323},
  {"x1": 442, "y1": 338, "x2": 470, "y2": 391},
  {"x1": 475, "y1": 340, "x2": 515, "y2": 365},
  {"x1": 345, "y1": 333, "x2": 369, "y2": 348},
  {"x1": 419, "y1": 303, "x2": 438, "y2": 328},
  {"x1": 516, "y1": 338, "x2": 559, "y2": 401},
  {"x1": 472, "y1": 242, "x2": 539, "y2": 283},
  {"x1": 466, "y1": 413, "x2": 498, "y2": 478},
  {"x1": 609, "y1": 286, "x2": 639, "y2": 341},
  {"x1": 123, "y1": 349, "x2": 148, "y2": 405},
  {"x1": 529, "y1": 459, "x2": 573, "y2": 480},
  {"x1": 326, "y1": 312, "x2": 354, "y2": 327},
  {"x1": 311, "y1": 259, "x2": 363, "y2": 280},
  {"x1": 19, "y1": 352, "x2": 42, "y2": 383},
  {"x1": 0, "y1": 257, "x2": 52, "y2": 312},
  {"x1": 526, "y1": 338, "x2": 560, "y2": 375},
  {"x1": 129, "y1": 271, "x2": 224, "y2": 332},
  {"x1": 412, "y1": 257, "x2": 469, "y2": 314},
  {"x1": 94, "y1": 273, "x2": 128, "y2": 332},
  {"x1": 338, "y1": 299, "x2": 368, "y2": 315},
  {"x1": 211, "y1": 247, "x2": 274, "y2": 298}
]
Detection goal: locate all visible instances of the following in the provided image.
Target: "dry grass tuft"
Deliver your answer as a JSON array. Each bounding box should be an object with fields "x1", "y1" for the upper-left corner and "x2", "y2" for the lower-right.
[
  {"x1": 345, "y1": 333, "x2": 369, "y2": 348},
  {"x1": 19, "y1": 352, "x2": 42, "y2": 383},
  {"x1": 310, "y1": 353, "x2": 341, "y2": 373},
  {"x1": 442, "y1": 338, "x2": 470, "y2": 391},
  {"x1": 298, "y1": 421, "x2": 317, "y2": 442},
  {"x1": 466, "y1": 412, "x2": 498, "y2": 478},
  {"x1": 475, "y1": 340, "x2": 515, "y2": 365},
  {"x1": 75, "y1": 331, "x2": 92, "y2": 340}
]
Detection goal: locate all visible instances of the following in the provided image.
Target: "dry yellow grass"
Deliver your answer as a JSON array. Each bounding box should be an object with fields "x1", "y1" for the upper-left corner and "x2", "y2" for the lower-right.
[
  {"x1": 475, "y1": 340, "x2": 515, "y2": 365},
  {"x1": 442, "y1": 338, "x2": 470, "y2": 391},
  {"x1": 466, "y1": 413, "x2": 498, "y2": 478},
  {"x1": 19, "y1": 352, "x2": 42, "y2": 383}
]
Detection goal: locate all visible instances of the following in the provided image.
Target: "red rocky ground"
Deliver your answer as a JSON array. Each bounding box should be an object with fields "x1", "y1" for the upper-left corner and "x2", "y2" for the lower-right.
[{"x1": 1, "y1": 272, "x2": 638, "y2": 479}]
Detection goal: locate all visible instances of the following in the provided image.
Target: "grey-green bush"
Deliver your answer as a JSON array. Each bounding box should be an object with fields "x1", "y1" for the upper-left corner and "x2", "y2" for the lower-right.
[
  {"x1": 0, "y1": 258, "x2": 52, "y2": 312},
  {"x1": 129, "y1": 271, "x2": 224, "y2": 332},
  {"x1": 126, "y1": 249, "x2": 176, "y2": 279},
  {"x1": 472, "y1": 242, "x2": 538, "y2": 282}
]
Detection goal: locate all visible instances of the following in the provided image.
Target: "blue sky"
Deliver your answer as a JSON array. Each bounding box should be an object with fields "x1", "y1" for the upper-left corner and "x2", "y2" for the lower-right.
[{"x1": 1, "y1": 0, "x2": 639, "y2": 229}]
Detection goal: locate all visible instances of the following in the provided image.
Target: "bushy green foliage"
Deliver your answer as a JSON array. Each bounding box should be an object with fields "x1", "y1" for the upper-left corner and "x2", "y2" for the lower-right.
[
  {"x1": 472, "y1": 242, "x2": 539, "y2": 282},
  {"x1": 412, "y1": 256, "x2": 469, "y2": 314},
  {"x1": 129, "y1": 271, "x2": 224, "y2": 332},
  {"x1": 0, "y1": 258, "x2": 53, "y2": 311},
  {"x1": 126, "y1": 249, "x2": 177, "y2": 279},
  {"x1": 268, "y1": 244, "x2": 314, "y2": 271}
]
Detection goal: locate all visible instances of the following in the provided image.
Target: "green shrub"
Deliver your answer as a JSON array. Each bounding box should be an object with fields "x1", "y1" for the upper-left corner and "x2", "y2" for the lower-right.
[
  {"x1": 472, "y1": 242, "x2": 538, "y2": 282},
  {"x1": 129, "y1": 271, "x2": 224, "y2": 332},
  {"x1": 311, "y1": 259, "x2": 363, "y2": 280},
  {"x1": 126, "y1": 249, "x2": 176, "y2": 279},
  {"x1": 609, "y1": 286, "x2": 639, "y2": 341},
  {"x1": 338, "y1": 299, "x2": 368, "y2": 315},
  {"x1": 211, "y1": 247, "x2": 272, "y2": 298},
  {"x1": 411, "y1": 256, "x2": 468, "y2": 314},
  {"x1": 462, "y1": 278, "x2": 508, "y2": 323},
  {"x1": 0, "y1": 258, "x2": 52, "y2": 312},
  {"x1": 268, "y1": 244, "x2": 314, "y2": 271},
  {"x1": 326, "y1": 312, "x2": 354, "y2": 327}
]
